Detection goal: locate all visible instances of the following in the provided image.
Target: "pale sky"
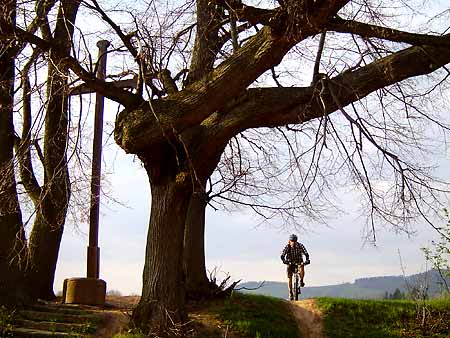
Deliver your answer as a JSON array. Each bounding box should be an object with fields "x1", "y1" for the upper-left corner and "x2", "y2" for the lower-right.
[
  {"x1": 51, "y1": 0, "x2": 450, "y2": 295},
  {"x1": 53, "y1": 123, "x2": 447, "y2": 295}
]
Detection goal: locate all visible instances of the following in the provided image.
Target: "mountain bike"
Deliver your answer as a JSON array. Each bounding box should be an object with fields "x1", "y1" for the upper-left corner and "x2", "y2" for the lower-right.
[
  {"x1": 292, "y1": 263, "x2": 302, "y2": 301},
  {"x1": 286, "y1": 261, "x2": 310, "y2": 301}
]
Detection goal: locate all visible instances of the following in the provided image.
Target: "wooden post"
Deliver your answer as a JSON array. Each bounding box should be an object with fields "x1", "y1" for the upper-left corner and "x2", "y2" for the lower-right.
[
  {"x1": 87, "y1": 40, "x2": 110, "y2": 279},
  {"x1": 64, "y1": 40, "x2": 137, "y2": 305}
]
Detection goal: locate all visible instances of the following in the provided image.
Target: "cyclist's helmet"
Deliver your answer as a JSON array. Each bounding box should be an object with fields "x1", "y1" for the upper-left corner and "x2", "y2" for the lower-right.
[{"x1": 289, "y1": 234, "x2": 298, "y2": 242}]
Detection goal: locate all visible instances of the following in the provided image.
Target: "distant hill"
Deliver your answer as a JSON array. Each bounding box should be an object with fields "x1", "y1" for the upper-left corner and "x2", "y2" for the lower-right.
[{"x1": 238, "y1": 269, "x2": 449, "y2": 300}]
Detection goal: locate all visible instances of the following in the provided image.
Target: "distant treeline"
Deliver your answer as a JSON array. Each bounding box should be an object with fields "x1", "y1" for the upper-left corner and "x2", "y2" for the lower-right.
[{"x1": 239, "y1": 269, "x2": 450, "y2": 300}]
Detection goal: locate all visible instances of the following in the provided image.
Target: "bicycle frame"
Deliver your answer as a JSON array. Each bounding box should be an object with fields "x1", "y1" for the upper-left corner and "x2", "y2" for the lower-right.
[{"x1": 291, "y1": 263, "x2": 302, "y2": 301}]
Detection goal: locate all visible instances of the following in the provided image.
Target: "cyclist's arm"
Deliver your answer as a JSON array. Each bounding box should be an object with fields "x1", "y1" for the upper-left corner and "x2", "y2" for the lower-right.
[
  {"x1": 300, "y1": 243, "x2": 310, "y2": 261},
  {"x1": 280, "y1": 245, "x2": 289, "y2": 263}
]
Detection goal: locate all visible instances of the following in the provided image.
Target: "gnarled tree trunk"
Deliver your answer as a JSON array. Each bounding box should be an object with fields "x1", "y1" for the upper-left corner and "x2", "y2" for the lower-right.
[
  {"x1": 131, "y1": 143, "x2": 192, "y2": 336},
  {"x1": 183, "y1": 190, "x2": 211, "y2": 299}
]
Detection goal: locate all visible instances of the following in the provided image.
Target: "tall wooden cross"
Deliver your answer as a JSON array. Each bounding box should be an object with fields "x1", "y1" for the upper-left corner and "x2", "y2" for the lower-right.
[{"x1": 69, "y1": 40, "x2": 137, "y2": 280}]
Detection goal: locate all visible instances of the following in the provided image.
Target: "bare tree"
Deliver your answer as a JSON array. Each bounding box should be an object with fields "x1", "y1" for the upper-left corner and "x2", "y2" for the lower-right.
[
  {"x1": 9, "y1": 0, "x2": 450, "y2": 336},
  {"x1": 24, "y1": 0, "x2": 80, "y2": 300},
  {"x1": 0, "y1": 0, "x2": 28, "y2": 306},
  {"x1": 0, "y1": 0, "x2": 81, "y2": 302}
]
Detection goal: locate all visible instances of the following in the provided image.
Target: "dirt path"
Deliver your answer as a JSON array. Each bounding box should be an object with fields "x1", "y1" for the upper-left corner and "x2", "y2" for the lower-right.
[
  {"x1": 93, "y1": 310, "x2": 130, "y2": 338},
  {"x1": 91, "y1": 296, "x2": 138, "y2": 337},
  {"x1": 289, "y1": 299, "x2": 329, "y2": 338}
]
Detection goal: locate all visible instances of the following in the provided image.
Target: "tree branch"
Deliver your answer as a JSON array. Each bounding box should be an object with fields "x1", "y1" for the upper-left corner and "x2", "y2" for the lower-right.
[
  {"x1": 185, "y1": 0, "x2": 224, "y2": 85},
  {"x1": 83, "y1": 0, "x2": 139, "y2": 58},
  {"x1": 114, "y1": 1, "x2": 350, "y2": 152},
  {"x1": 214, "y1": 0, "x2": 277, "y2": 26},
  {"x1": 312, "y1": 31, "x2": 326, "y2": 83},
  {"x1": 219, "y1": 38, "x2": 450, "y2": 134},
  {"x1": 12, "y1": 28, "x2": 144, "y2": 107},
  {"x1": 14, "y1": 50, "x2": 42, "y2": 206},
  {"x1": 328, "y1": 17, "x2": 450, "y2": 47}
]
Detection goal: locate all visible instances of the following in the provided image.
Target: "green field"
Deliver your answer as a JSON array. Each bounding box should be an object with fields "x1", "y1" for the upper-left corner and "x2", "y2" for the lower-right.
[{"x1": 316, "y1": 297, "x2": 450, "y2": 338}]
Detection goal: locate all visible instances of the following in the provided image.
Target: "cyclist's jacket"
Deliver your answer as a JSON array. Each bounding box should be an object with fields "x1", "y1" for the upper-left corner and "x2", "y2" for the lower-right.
[{"x1": 281, "y1": 242, "x2": 309, "y2": 264}]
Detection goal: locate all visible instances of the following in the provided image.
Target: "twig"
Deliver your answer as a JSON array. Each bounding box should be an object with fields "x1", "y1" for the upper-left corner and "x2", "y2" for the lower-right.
[{"x1": 235, "y1": 280, "x2": 266, "y2": 291}]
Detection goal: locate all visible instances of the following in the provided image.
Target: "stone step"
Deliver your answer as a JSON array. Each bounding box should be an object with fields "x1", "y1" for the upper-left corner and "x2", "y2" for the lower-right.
[
  {"x1": 14, "y1": 319, "x2": 96, "y2": 335},
  {"x1": 11, "y1": 327, "x2": 86, "y2": 337},
  {"x1": 29, "y1": 304, "x2": 99, "y2": 316},
  {"x1": 18, "y1": 310, "x2": 100, "y2": 325}
]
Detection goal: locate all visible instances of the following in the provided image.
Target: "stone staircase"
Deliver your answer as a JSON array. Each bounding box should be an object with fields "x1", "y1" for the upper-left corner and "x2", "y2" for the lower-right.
[{"x1": 7, "y1": 301, "x2": 127, "y2": 337}]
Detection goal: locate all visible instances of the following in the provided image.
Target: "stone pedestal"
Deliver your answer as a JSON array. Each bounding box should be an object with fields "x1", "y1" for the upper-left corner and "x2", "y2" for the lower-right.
[{"x1": 63, "y1": 277, "x2": 106, "y2": 305}]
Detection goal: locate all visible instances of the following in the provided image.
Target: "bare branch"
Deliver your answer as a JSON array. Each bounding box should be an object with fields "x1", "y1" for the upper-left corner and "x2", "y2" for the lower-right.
[
  {"x1": 219, "y1": 38, "x2": 450, "y2": 133},
  {"x1": 14, "y1": 49, "x2": 42, "y2": 206},
  {"x1": 329, "y1": 17, "x2": 450, "y2": 47}
]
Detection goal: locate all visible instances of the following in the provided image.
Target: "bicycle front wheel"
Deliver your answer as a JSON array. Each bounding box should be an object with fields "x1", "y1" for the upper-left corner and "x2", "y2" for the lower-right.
[{"x1": 294, "y1": 274, "x2": 299, "y2": 301}]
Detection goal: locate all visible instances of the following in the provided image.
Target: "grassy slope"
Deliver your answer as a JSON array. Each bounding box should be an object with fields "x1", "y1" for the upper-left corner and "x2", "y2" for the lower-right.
[
  {"x1": 213, "y1": 293, "x2": 300, "y2": 338},
  {"x1": 316, "y1": 297, "x2": 450, "y2": 338},
  {"x1": 114, "y1": 293, "x2": 301, "y2": 338}
]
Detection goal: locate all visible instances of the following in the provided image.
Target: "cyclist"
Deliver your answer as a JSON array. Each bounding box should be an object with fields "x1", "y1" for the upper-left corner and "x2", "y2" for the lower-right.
[{"x1": 280, "y1": 234, "x2": 310, "y2": 300}]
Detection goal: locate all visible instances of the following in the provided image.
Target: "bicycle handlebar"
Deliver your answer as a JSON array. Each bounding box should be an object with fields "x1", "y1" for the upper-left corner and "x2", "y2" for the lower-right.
[{"x1": 284, "y1": 260, "x2": 310, "y2": 265}]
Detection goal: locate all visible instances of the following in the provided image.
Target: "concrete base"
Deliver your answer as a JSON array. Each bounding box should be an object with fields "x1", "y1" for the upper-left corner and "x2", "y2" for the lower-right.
[{"x1": 63, "y1": 277, "x2": 106, "y2": 306}]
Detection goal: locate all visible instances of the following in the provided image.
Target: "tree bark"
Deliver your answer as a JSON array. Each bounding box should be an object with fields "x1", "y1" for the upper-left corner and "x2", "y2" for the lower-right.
[
  {"x1": 0, "y1": 0, "x2": 29, "y2": 306},
  {"x1": 185, "y1": 0, "x2": 223, "y2": 86},
  {"x1": 132, "y1": 143, "x2": 192, "y2": 337},
  {"x1": 183, "y1": 191, "x2": 211, "y2": 299},
  {"x1": 27, "y1": 0, "x2": 79, "y2": 300},
  {"x1": 27, "y1": 55, "x2": 71, "y2": 300}
]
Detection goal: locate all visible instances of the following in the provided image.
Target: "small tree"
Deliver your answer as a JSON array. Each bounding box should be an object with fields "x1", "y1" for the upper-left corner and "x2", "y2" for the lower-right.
[
  {"x1": 422, "y1": 210, "x2": 450, "y2": 296},
  {"x1": 391, "y1": 288, "x2": 404, "y2": 300}
]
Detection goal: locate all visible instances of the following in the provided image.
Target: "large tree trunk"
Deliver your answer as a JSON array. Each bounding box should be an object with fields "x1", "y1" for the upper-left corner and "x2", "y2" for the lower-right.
[
  {"x1": 27, "y1": 58, "x2": 71, "y2": 298},
  {"x1": 183, "y1": 191, "x2": 211, "y2": 299},
  {"x1": 27, "y1": 0, "x2": 79, "y2": 300},
  {"x1": 132, "y1": 145, "x2": 192, "y2": 336},
  {"x1": 0, "y1": 0, "x2": 29, "y2": 306},
  {"x1": 27, "y1": 60, "x2": 71, "y2": 299},
  {"x1": 27, "y1": 56, "x2": 72, "y2": 297}
]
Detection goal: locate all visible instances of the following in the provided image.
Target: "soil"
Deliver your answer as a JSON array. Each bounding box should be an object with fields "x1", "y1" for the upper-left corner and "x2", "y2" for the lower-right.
[
  {"x1": 92, "y1": 296, "x2": 139, "y2": 337},
  {"x1": 93, "y1": 309, "x2": 129, "y2": 338},
  {"x1": 105, "y1": 296, "x2": 140, "y2": 310},
  {"x1": 289, "y1": 299, "x2": 330, "y2": 338}
]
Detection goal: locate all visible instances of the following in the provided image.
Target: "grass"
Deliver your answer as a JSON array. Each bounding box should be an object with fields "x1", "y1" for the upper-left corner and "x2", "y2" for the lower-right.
[
  {"x1": 77, "y1": 321, "x2": 97, "y2": 334},
  {"x1": 0, "y1": 306, "x2": 15, "y2": 337},
  {"x1": 211, "y1": 292, "x2": 300, "y2": 338},
  {"x1": 316, "y1": 297, "x2": 450, "y2": 338},
  {"x1": 116, "y1": 293, "x2": 300, "y2": 338},
  {"x1": 113, "y1": 333, "x2": 146, "y2": 338}
]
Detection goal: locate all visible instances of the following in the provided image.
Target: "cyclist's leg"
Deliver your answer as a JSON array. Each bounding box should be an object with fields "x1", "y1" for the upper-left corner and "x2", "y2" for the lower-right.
[
  {"x1": 287, "y1": 265, "x2": 293, "y2": 299},
  {"x1": 299, "y1": 263, "x2": 305, "y2": 286}
]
